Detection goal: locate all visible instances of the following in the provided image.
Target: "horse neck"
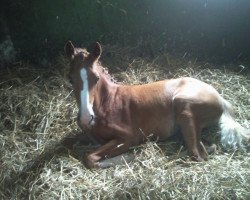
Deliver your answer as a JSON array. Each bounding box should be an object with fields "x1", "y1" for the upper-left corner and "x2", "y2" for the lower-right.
[
  {"x1": 99, "y1": 74, "x2": 116, "y2": 90},
  {"x1": 94, "y1": 74, "x2": 118, "y2": 108},
  {"x1": 95, "y1": 64, "x2": 117, "y2": 92}
]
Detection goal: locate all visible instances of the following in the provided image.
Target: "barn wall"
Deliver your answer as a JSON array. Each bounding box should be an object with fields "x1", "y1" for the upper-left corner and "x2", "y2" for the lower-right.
[{"x1": 2, "y1": 0, "x2": 250, "y2": 63}]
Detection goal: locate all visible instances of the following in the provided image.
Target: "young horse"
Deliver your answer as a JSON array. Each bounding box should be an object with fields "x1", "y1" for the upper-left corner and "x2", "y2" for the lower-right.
[{"x1": 64, "y1": 41, "x2": 249, "y2": 168}]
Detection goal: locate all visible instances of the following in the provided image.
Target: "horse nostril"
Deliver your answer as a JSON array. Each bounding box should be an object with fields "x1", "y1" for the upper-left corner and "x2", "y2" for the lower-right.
[
  {"x1": 89, "y1": 115, "x2": 94, "y2": 125},
  {"x1": 90, "y1": 115, "x2": 94, "y2": 121},
  {"x1": 77, "y1": 113, "x2": 95, "y2": 127}
]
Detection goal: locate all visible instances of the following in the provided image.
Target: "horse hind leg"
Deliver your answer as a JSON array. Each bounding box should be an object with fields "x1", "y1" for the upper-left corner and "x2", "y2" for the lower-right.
[{"x1": 176, "y1": 111, "x2": 208, "y2": 161}]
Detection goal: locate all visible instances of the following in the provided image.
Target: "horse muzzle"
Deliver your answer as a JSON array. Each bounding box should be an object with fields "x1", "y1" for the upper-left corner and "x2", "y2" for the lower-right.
[{"x1": 77, "y1": 113, "x2": 95, "y2": 130}]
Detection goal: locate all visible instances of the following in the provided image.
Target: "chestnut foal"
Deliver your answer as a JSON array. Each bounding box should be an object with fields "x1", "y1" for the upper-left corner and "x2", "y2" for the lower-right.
[{"x1": 64, "y1": 41, "x2": 249, "y2": 168}]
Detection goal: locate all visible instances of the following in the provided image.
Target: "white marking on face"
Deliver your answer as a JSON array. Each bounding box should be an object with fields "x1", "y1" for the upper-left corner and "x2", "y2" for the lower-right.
[{"x1": 79, "y1": 68, "x2": 95, "y2": 125}]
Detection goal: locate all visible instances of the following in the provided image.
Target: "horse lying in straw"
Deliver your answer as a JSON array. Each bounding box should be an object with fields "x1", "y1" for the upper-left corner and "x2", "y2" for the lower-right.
[{"x1": 64, "y1": 41, "x2": 249, "y2": 168}]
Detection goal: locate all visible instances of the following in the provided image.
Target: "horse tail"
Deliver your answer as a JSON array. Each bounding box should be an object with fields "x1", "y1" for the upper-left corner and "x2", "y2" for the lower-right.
[{"x1": 219, "y1": 98, "x2": 250, "y2": 149}]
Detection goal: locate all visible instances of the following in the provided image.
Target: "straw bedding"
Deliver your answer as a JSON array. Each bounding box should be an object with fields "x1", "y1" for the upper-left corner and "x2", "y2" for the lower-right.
[{"x1": 0, "y1": 45, "x2": 249, "y2": 199}]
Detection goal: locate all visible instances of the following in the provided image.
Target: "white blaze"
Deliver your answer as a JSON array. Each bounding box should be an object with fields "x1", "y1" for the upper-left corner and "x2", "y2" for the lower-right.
[{"x1": 79, "y1": 68, "x2": 94, "y2": 124}]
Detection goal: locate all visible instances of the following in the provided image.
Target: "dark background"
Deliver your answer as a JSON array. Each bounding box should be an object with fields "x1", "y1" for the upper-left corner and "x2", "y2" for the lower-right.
[{"x1": 1, "y1": 0, "x2": 250, "y2": 65}]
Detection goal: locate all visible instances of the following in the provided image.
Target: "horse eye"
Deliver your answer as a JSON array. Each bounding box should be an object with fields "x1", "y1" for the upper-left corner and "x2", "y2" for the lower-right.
[
  {"x1": 96, "y1": 75, "x2": 100, "y2": 81},
  {"x1": 94, "y1": 74, "x2": 100, "y2": 83}
]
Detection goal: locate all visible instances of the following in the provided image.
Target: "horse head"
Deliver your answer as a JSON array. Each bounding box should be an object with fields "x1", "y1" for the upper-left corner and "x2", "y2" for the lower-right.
[{"x1": 65, "y1": 41, "x2": 102, "y2": 130}]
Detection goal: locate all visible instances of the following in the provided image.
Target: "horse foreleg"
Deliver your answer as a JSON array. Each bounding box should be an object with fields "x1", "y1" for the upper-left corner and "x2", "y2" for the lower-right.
[{"x1": 85, "y1": 139, "x2": 131, "y2": 168}]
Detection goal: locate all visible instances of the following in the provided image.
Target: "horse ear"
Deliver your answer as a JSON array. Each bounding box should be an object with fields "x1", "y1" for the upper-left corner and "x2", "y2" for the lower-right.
[
  {"x1": 92, "y1": 42, "x2": 102, "y2": 60},
  {"x1": 64, "y1": 40, "x2": 75, "y2": 59}
]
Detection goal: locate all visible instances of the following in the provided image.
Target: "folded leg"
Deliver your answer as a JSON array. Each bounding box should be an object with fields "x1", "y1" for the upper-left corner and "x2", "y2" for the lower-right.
[{"x1": 85, "y1": 139, "x2": 132, "y2": 168}]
